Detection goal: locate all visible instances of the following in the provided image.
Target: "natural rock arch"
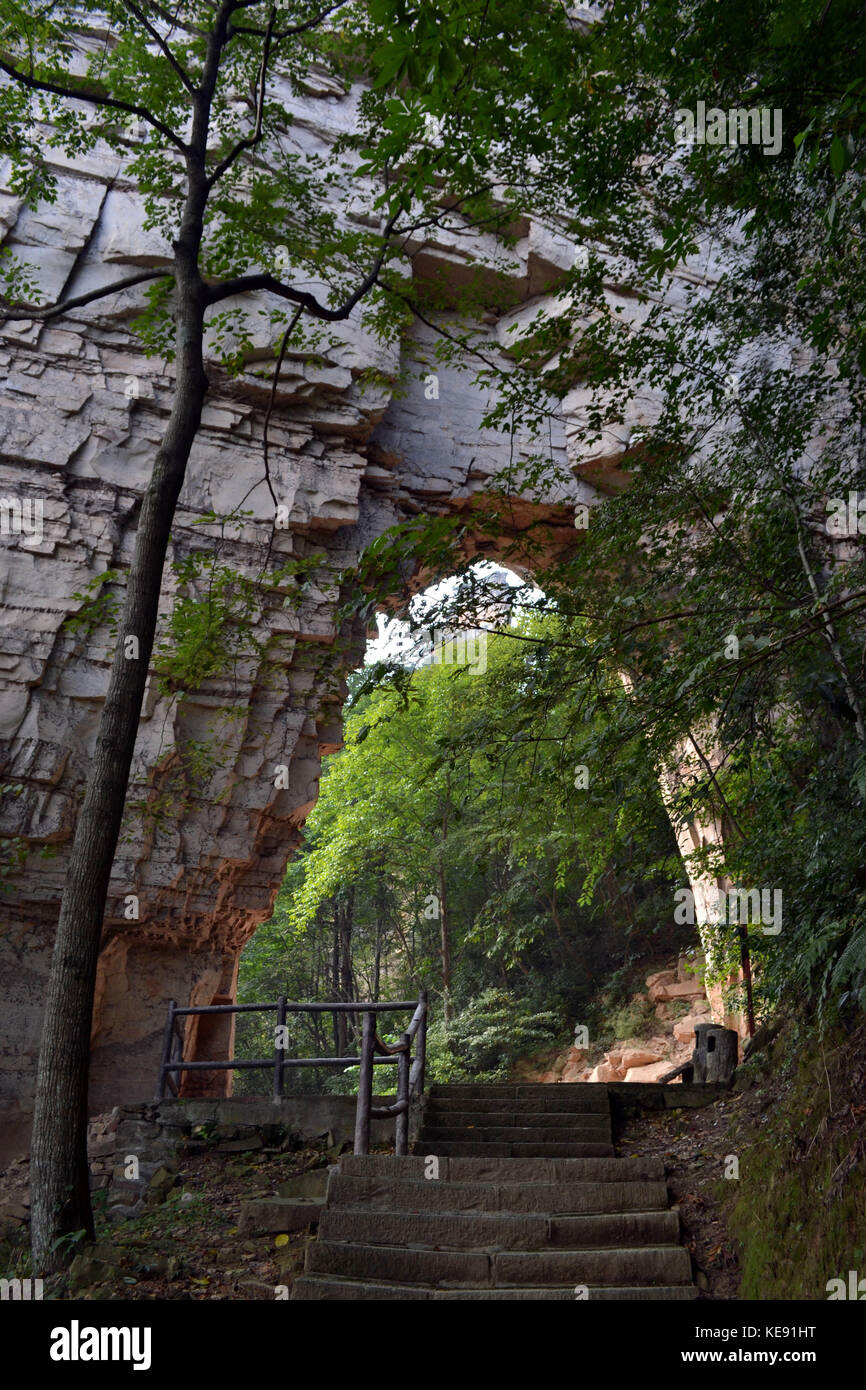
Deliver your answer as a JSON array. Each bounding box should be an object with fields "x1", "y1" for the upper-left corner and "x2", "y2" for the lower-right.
[
  {"x1": 0, "y1": 325, "x2": 597, "y2": 1158},
  {"x1": 0, "y1": 76, "x2": 723, "y2": 1161}
]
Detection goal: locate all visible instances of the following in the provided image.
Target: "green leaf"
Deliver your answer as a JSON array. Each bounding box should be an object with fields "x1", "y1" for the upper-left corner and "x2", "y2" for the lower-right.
[{"x1": 829, "y1": 136, "x2": 847, "y2": 176}]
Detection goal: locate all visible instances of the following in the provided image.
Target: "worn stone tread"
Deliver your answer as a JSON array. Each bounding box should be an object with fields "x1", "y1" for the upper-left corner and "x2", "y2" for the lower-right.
[
  {"x1": 293, "y1": 1275, "x2": 698, "y2": 1301},
  {"x1": 291, "y1": 1085, "x2": 695, "y2": 1302}
]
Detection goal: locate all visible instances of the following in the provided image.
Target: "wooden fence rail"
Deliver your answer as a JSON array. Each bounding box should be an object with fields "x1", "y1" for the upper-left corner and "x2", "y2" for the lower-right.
[{"x1": 155, "y1": 990, "x2": 428, "y2": 1156}]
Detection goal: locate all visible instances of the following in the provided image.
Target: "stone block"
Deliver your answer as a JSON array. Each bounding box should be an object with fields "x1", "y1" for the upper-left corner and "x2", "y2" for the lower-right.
[
  {"x1": 238, "y1": 1197, "x2": 323, "y2": 1235},
  {"x1": 623, "y1": 1061, "x2": 677, "y2": 1083},
  {"x1": 588, "y1": 1062, "x2": 620, "y2": 1083},
  {"x1": 654, "y1": 981, "x2": 707, "y2": 1001},
  {"x1": 620, "y1": 1048, "x2": 663, "y2": 1070}
]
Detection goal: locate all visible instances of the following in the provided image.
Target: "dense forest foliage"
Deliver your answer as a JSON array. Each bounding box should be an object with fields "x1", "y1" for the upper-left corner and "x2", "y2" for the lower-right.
[
  {"x1": 4, "y1": 0, "x2": 865, "y2": 1273},
  {"x1": 238, "y1": 0, "x2": 866, "y2": 1084},
  {"x1": 236, "y1": 612, "x2": 693, "y2": 1086}
]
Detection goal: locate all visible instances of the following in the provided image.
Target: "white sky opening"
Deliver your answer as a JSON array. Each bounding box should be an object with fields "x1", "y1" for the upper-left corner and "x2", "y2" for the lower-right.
[{"x1": 365, "y1": 560, "x2": 545, "y2": 667}]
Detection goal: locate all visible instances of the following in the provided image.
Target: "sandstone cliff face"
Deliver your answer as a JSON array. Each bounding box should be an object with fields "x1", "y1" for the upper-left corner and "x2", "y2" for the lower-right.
[
  {"x1": 0, "y1": 66, "x2": 630, "y2": 1160},
  {"x1": 0, "y1": 37, "x2": 740, "y2": 1159}
]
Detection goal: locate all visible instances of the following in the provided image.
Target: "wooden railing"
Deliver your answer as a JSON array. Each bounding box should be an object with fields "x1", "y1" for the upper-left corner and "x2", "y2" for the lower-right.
[
  {"x1": 155, "y1": 990, "x2": 428, "y2": 1156},
  {"x1": 353, "y1": 990, "x2": 428, "y2": 1157}
]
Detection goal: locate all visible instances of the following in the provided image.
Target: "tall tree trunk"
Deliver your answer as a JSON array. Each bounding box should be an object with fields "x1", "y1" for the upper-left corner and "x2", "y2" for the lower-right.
[
  {"x1": 30, "y1": 268, "x2": 208, "y2": 1270},
  {"x1": 28, "y1": 4, "x2": 231, "y2": 1267},
  {"x1": 332, "y1": 903, "x2": 345, "y2": 1055},
  {"x1": 373, "y1": 916, "x2": 382, "y2": 1002},
  {"x1": 339, "y1": 887, "x2": 355, "y2": 1046},
  {"x1": 372, "y1": 870, "x2": 388, "y2": 1002},
  {"x1": 438, "y1": 854, "x2": 452, "y2": 1022},
  {"x1": 438, "y1": 786, "x2": 453, "y2": 1022}
]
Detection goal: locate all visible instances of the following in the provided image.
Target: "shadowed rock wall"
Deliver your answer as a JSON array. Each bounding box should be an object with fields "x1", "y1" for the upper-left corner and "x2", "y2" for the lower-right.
[{"x1": 0, "y1": 68, "x2": 688, "y2": 1162}]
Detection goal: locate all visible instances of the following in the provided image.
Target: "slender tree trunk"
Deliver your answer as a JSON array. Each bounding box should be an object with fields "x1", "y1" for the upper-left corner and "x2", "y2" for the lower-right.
[
  {"x1": 332, "y1": 903, "x2": 345, "y2": 1055},
  {"x1": 537, "y1": 876, "x2": 586, "y2": 972},
  {"x1": 437, "y1": 784, "x2": 453, "y2": 1022},
  {"x1": 373, "y1": 871, "x2": 388, "y2": 1001},
  {"x1": 390, "y1": 914, "x2": 418, "y2": 982},
  {"x1": 438, "y1": 854, "x2": 452, "y2": 1022},
  {"x1": 737, "y1": 925, "x2": 756, "y2": 1037},
  {"x1": 28, "y1": 0, "x2": 233, "y2": 1263},
  {"x1": 339, "y1": 887, "x2": 355, "y2": 1045},
  {"x1": 30, "y1": 264, "x2": 208, "y2": 1270},
  {"x1": 373, "y1": 917, "x2": 382, "y2": 1002}
]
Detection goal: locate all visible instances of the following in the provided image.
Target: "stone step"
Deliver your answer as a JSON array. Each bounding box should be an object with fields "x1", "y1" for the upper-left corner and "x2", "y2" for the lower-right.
[
  {"x1": 431, "y1": 1082, "x2": 608, "y2": 1093},
  {"x1": 423, "y1": 1109, "x2": 613, "y2": 1132},
  {"x1": 338, "y1": 1154, "x2": 665, "y2": 1182},
  {"x1": 293, "y1": 1275, "x2": 697, "y2": 1301},
  {"x1": 428, "y1": 1095, "x2": 611, "y2": 1115},
  {"x1": 420, "y1": 1126, "x2": 613, "y2": 1144},
  {"x1": 307, "y1": 1239, "x2": 692, "y2": 1287},
  {"x1": 319, "y1": 1207, "x2": 680, "y2": 1250},
  {"x1": 429, "y1": 1085, "x2": 609, "y2": 1111},
  {"x1": 422, "y1": 1141, "x2": 616, "y2": 1158},
  {"x1": 238, "y1": 1197, "x2": 323, "y2": 1235},
  {"x1": 328, "y1": 1174, "x2": 671, "y2": 1215},
  {"x1": 291, "y1": 1090, "x2": 694, "y2": 1301}
]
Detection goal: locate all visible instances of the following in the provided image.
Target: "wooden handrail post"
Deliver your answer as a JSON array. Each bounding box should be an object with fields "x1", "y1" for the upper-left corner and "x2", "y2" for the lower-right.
[
  {"x1": 395, "y1": 1031, "x2": 411, "y2": 1156},
  {"x1": 155, "y1": 1000, "x2": 177, "y2": 1101},
  {"x1": 171, "y1": 1012, "x2": 184, "y2": 1096},
  {"x1": 409, "y1": 989, "x2": 428, "y2": 1097},
  {"x1": 354, "y1": 1009, "x2": 375, "y2": 1155},
  {"x1": 273, "y1": 995, "x2": 287, "y2": 1101},
  {"x1": 416, "y1": 989, "x2": 427, "y2": 1096}
]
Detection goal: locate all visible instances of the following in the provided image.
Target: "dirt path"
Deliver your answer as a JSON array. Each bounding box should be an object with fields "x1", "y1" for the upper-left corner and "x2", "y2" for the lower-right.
[{"x1": 616, "y1": 1097, "x2": 741, "y2": 1299}]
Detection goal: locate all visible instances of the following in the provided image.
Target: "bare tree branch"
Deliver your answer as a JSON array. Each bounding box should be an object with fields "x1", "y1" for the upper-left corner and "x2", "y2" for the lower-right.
[
  {"x1": 686, "y1": 727, "x2": 748, "y2": 841},
  {"x1": 381, "y1": 278, "x2": 508, "y2": 376},
  {"x1": 0, "y1": 269, "x2": 171, "y2": 323},
  {"x1": 138, "y1": 1, "x2": 208, "y2": 35},
  {"x1": 206, "y1": 210, "x2": 401, "y2": 319},
  {"x1": 205, "y1": 270, "x2": 339, "y2": 318},
  {"x1": 263, "y1": 303, "x2": 303, "y2": 507},
  {"x1": 230, "y1": 0, "x2": 348, "y2": 41},
  {"x1": 120, "y1": 0, "x2": 198, "y2": 95},
  {"x1": 206, "y1": 4, "x2": 276, "y2": 187},
  {"x1": 0, "y1": 57, "x2": 188, "y2": 152}
]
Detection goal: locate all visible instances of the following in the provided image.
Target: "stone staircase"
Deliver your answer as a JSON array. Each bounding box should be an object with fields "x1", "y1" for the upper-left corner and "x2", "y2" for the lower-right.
[{"x1": 292, "y1": 1084, "x2": 697, "y2": 1300}]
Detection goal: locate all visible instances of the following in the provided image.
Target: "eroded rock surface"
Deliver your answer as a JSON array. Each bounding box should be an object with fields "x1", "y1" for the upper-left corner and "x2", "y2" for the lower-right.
[{"x1": 0, "y1": 64, "x2": 714, "y2": 1161}]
